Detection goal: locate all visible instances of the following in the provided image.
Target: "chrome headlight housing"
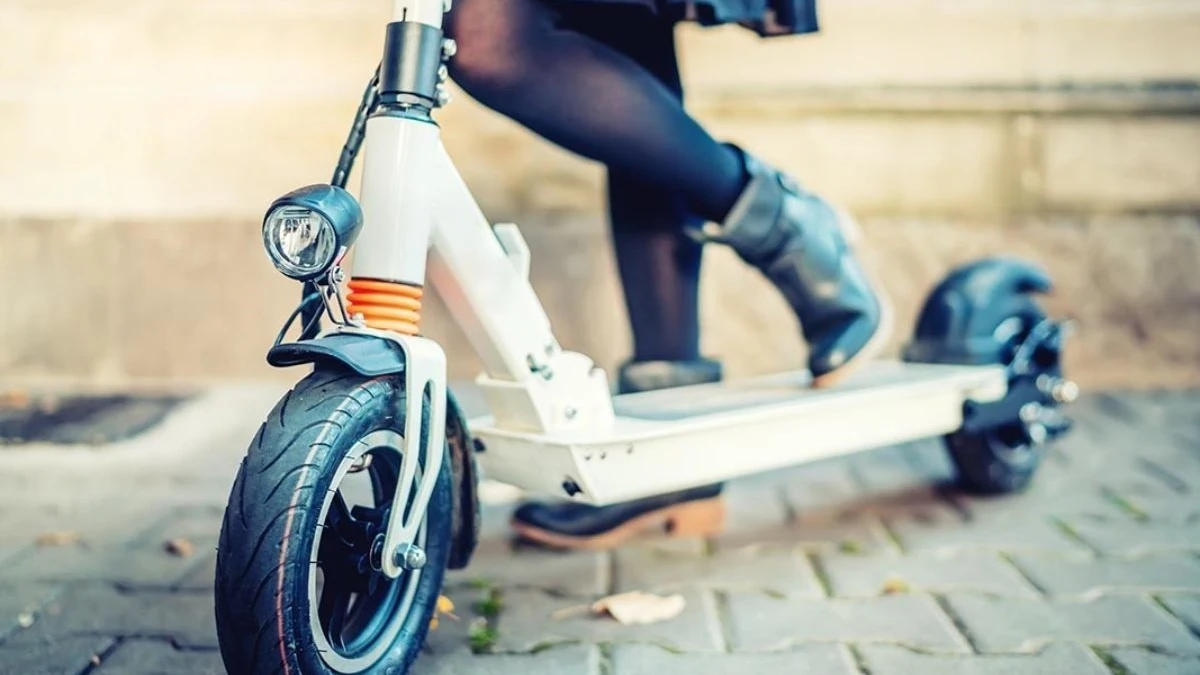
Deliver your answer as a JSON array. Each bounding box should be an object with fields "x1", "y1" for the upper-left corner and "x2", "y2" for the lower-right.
[{"x1": 262, "y1": 184, "x2": 363, "y2": 281}]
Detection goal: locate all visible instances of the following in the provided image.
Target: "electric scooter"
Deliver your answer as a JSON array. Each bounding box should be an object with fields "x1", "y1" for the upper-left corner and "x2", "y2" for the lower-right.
[{"x1": 214, "y1": 1, "x2": 1078, "y2": 673}]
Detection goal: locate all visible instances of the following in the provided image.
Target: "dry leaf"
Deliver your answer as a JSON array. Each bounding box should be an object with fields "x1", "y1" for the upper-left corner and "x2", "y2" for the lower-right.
[
  {"x1": 881, "y1": 576, "x2": 911, "y2": 595},
  {"x1": 164, "y1": 538, "x2": 195, "y2": 558},
  {"x1": 591, "y1": 591, "x2": 686, "y2": 626},
  {"x1": 35, "y1": 531, "x2": 81, "y2": 547},
  {"x1": 429, "y1": 595, "x2": 459, "y2": 631}
]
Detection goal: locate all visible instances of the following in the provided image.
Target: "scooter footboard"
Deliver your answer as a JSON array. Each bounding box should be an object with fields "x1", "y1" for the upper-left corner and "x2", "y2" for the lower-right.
[{"x1": 470, "y1": 361, "x2": 1007, "y2": 506}]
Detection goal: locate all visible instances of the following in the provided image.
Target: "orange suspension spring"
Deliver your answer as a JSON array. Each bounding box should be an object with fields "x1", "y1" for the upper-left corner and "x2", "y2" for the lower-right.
[{"x1": 345, "y1": 279, "x2": 423, "y2": 336}]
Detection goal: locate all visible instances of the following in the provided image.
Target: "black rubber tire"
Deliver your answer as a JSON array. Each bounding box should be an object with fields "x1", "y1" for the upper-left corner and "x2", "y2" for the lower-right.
[
  {"x1": 946, "y1": 426, "x2": 1041, "y2": 495},
  {"x1": 944, "y1": 295, "x2": 1048, "y2": 496},
  {"x1": 214, "y1": 367, "x2": 452, "y2": 675}
]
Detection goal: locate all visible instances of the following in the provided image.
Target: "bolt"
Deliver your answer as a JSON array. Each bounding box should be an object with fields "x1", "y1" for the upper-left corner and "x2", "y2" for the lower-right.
[
  {"x1": 562, "y1": 479, "x2": 582, "y2": 497},
  {"x1": 441, "y1": 38, "x2": 458, "y2": 59},
  {"x1": 1019, "y1": 402, "x2": 1042, "y2": 424},
  {"x1": 1052, "y1": 379, "x2": 1079, "y2": 404},
  {"x1": 564, "y1": 407, "x2": 577, "y2": 420},
  {"x1": 393, "y1": 543, "x2": 427, "y2": 571},
  {"x1": 1027, "y1": 423, "x2": 1048, "y2": 445}
]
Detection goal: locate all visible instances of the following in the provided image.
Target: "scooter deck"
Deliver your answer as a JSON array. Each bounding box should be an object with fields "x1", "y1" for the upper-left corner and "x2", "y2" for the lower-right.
[{"x1": 469, "y1": 361, "x2": 1007, "y2": 505}]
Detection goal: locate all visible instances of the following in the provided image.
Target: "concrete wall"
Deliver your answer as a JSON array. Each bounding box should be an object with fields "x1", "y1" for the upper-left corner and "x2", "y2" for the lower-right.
[{"x1": 2, "y1": 0, "x2": 1199, "y2": 390}]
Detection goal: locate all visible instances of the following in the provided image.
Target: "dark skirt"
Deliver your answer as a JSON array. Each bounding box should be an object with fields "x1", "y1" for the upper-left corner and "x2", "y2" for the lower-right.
[{"x1": 563, "y1": 0, "x2": 820, "y2": 37}]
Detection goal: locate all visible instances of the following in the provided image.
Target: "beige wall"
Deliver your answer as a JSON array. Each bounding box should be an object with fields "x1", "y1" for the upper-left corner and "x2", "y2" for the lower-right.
[{"x1": 2, "y1": 0, "x2": 1199, "y2": 390}]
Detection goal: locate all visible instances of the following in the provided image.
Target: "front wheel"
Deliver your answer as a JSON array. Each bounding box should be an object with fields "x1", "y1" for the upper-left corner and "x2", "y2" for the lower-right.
[{"x1": 215, "y1": 367, "x2": 452, "y2": 675}]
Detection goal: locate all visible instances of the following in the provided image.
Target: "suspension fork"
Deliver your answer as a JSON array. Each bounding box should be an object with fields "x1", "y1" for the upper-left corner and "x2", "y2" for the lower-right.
[{"x1": 349, "y1": 0, "x2": 455, "y2": 579}]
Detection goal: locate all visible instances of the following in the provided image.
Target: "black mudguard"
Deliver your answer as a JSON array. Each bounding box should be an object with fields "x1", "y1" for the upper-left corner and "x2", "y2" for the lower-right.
[
  {"x1": 903, "y1": 257, "x2": 1053, "y2": 366},
  {"x1": 267, "y1": 333, "x2": 481, "y2": 570}
]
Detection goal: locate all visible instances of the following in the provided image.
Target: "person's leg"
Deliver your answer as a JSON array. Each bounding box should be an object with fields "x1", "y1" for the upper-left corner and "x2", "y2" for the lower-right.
[
  {"x1": 566, "y1": 6, "x2": 705, "y2": 367},
  {"x1": 444, "y1": 0, "x2": 747, "y2": 225},
  {"x1": 505, "y1": 5, "x2": 726, "y2": 550},
  {"x1": 445, "y1": 0, "x2": 888, "y2": 388}
]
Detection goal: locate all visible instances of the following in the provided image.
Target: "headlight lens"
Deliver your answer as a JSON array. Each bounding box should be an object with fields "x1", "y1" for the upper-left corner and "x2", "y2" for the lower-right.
[{"x1": 263, "y1": 206, "x2": 338, "y2": 279}]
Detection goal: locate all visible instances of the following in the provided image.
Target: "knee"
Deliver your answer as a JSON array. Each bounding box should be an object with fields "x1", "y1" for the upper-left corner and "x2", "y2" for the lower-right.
[{"x1": 443, "y1": 6, "x2": 532, "y2": 102}]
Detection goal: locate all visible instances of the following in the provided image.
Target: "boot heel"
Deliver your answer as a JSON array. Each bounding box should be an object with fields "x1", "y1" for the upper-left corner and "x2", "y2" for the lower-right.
[{"x1": 664, "y1": 498, "x2": 726, "y2": 538}]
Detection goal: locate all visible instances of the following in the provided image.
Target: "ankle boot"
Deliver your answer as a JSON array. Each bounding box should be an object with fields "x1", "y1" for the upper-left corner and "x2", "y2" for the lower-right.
[
  {"x1": 510, "y1": 359, "x2": 726, "y2": 551},
  {"x1": 698, "y1": 148, "x2": 891, "y2": 387}
]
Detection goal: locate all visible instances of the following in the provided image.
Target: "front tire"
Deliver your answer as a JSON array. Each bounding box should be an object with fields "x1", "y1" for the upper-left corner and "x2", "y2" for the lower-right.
[{"x1": 215, "y1": 367, "x2": 452, "y2": 675}]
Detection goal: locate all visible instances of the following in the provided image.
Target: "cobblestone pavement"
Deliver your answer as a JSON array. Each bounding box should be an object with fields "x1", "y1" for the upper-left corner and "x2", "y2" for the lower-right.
[{"x1": 0, "y1": 385, "x2": 1198, "y2": 674}]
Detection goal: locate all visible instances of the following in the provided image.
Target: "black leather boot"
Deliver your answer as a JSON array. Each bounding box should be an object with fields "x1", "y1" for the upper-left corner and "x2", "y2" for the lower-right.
[
  {"x1": 510, "y1": 359, "x2": 726, "y2": 551},
  {"x1": 697, "y1": 148, "x2": 891, "y2": 387}
]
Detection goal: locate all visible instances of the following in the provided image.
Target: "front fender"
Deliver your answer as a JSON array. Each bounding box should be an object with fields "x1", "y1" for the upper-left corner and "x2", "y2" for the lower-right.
[
  {"x1": 903, "y1": 257, "x2": 1053, "y2": 366},
  {"x1": 267, "y1": 333, "x2": 481, "y2": 569},
  {"x1": 268, "y1": 333, "x2": 408, "y2": 376}
]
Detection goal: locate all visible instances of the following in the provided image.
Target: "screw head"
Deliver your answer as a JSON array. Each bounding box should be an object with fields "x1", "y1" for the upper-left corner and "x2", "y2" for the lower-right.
[
  {"x1": 393, "y1": 543, "x2": 427, "y2": 571},
  {"x1": 1052, "y1": 380, "x2": 1079, "y2": 404},
  {"x1": 1019, "y1": 402, "x2": 1042, "y2": 424}
]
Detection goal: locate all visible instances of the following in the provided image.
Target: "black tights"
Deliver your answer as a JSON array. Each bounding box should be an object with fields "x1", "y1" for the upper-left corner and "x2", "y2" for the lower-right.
[{"x1": 446, "y1": 1, "x2": 749, "y2": 362}]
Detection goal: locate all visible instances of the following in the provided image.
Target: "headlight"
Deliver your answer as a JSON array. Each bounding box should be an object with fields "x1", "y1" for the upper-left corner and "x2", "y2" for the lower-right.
[{"x1": 262, "y1": 185, "x2": 363, "y2": 281}]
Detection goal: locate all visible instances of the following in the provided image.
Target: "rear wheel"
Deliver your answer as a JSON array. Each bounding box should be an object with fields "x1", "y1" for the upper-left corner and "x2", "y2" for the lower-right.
[
  {"x1": 215, "y1": 367, "x2": 451, "y2": 675},
  {"x1": 944, "y1": 296, "x2": 1070, "y2": 494}
]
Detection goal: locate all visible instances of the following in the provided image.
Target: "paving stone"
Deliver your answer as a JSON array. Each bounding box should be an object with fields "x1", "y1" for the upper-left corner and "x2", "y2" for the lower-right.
[
  {"x1": 858, "y1": 643, "x2": 1110, "y2": 675},
  {"x1": 413, "y1": 644, "x2": 599, "y2": 675},
  {"x1": 94, "y1": 640, "x2": 224, "y2": 675},
  {"x1": 422, "y1": 582, "x2": 491, "y2": 656},
  {"x1": 1108, "y1": 648, "x2": 1200, "y2": 675},
  {"x1": 135, "y1": 506, "x2": 224, "y2": 548},
  {"x1": 942, "y1": 593, "x2": 1200, "y2": 654},
  {"x1": 0, "y1": 544, "x2": 203, "y2": 589},
  {"x1": 1009, "y1": 553, "x2": 1200, "y2": 598},
  {"x1": 612, "y1": 644, "x2": 857, "y2": 675},
  {"x1": 0, "y1": 635, "x2": 114, "y2": 675},
  {"x1": 886, "y1": 505, "x2": 1089, "y2": 555},
  {"x1": 1065, "y1": 520, "x2": 1200, "y2": 555},
  {"x1": 717, "y1": 502, "x2": 897, "y2": 555},
  {"x1": 711, "y1": 476, "x2": 792, "y2": 546},
  {"x1": 779, "y1": 458, "x2": 864, "y2": 516},
  {"x1": 1157, "y1": 594, "x2": 1200, "y2": 633},
  {"x1": 445, "y1": 536, "x2": 608, "y2": 597},
  {"x1": 173, "y1": 551, "x2": 215, "y2": 591},
  {"x1": 5, "y1": 585, "x2": 218, "y2": 649},
  {"x1": 725, "y1": 592, "x2": 969, "y2": 653},
  {"x1": 1109, "y1": 492, "x2": 1200, "y2": 522},
  {"x1": 819, "y1": 551, "x2": 1039, "y2": 598},
  {"x1": 851, "y1": 443, "x2": 951, "y2": 496},
  {"x1": 614, "y1": 539, "x2": 823, "y2": 598},
  {"x1": 0, "y1": 583, "x2": 64, "y2": 637},
  {"x1": 492, "y1": 588, "x2": 720, "y2": 653}
]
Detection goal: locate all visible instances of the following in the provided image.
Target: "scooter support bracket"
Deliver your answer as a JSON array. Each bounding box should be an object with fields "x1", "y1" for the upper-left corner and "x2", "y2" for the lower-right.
[{"x1": 331, "y1": 326, "x2": 448, "y2": 579}]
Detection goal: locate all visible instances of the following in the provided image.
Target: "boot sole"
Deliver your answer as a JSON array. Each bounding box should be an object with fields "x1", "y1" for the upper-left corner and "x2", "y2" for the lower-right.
[
  {"x1": 510, "y1": 497, "x2": 726, "y2": 551},
  {"x1": 810, "y1": 207, "x2": 896, "y2": 389}
]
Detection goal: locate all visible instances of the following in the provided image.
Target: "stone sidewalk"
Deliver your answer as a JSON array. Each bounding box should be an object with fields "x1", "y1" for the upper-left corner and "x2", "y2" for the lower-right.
[{"x1": 0, "y1": 385, "x2": 1198, "y2": 674}]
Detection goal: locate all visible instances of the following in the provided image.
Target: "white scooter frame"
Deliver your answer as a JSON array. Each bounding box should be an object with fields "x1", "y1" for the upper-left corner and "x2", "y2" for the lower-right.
[{"x1": 274, "y1": 0, "x2": 1076, "y2": 580}]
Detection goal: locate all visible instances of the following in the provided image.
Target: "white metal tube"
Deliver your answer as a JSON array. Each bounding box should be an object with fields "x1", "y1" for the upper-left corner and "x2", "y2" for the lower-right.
[
  {"x1": 392, "y1": 0, "x2": 447, "y2": 27},
  {"x1": 426, "y1": 143, "x2": 556, "y2": 381},
  {"x1": 352, "y1": 115, "x2": 440, "y2": 286}
]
